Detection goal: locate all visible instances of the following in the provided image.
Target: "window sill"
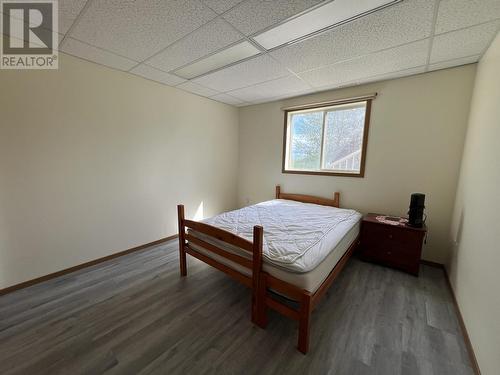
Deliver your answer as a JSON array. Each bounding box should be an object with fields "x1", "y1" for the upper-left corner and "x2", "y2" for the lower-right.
[{"x1": 282, "y1": 169, "x2": 365, "y2": 178}]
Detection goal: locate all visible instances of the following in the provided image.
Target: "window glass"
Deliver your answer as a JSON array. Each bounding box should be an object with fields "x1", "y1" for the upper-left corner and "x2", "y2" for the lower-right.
[
  {"x1": 322, "y1": 105, "x2": 365, "y2": 172},
  {"x1": 289, "y1": 111, "x2": 324, "y2": 170}
]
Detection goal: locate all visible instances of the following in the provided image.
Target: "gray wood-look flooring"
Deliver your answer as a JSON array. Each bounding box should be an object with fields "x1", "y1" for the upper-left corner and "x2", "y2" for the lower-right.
[{"x1": 0, "y1": 240, "x2": 473, "y2": 375}]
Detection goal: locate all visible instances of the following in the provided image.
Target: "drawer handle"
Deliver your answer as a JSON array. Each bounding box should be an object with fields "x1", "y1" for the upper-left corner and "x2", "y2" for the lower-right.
[
  {"x1": 387, "y1": 251, "x2": 392, "y2": 255},
  {"x1": 388, "y1": 234, "x2": 393, "y2": 239}
]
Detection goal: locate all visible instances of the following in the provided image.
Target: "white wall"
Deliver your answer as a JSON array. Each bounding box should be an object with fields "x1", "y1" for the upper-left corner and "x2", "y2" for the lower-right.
[
  {"x1": 448, "y1": 33, "x2": 500, "y2": 375},
  {"x1": 0, "y1": 53, "x2": 239, "y2": 289},
  {"x1": 238, "y1": 66, "x2": 476, "y2": 263}
]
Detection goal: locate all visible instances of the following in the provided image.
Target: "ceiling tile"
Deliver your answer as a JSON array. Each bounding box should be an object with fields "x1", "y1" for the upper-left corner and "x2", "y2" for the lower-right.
[
  {"x1": 428, "y1": 55, "x2": 479, "y2": 72},
  {"x1": 202, "y1": 0, "x2": 245, "y2": 14},
  {"x1": 59, "y1": 0, "x2": 88, "y2": 34},
  {"x1": 61, "y1": 37, "x2": 138, "y2": 71},
  {"x1": 227, "y1": 75, "x2": 310, "y2": 102},
  {"x1": 210, "y1": 93, "x2": 247, "y2": 106},
  {"x1": 177, "y1": 81, "x2": 220, "y2": 97},
  {"x1": 223, "y1": 0, "x2": 323, "y2": 36},
  {"x1": 299, "y1": 39, "x2": 429, "y2": 88},
  {"x1": 247, "y1": 88, "x2": 316, "y2": 105},
  {"x1": 69, "y1": 0, "x2": 217, "y2": 61},
  {"x1": 193, "y1": 54, "x2": 289, "y2": 92},
  {"x1": 173, "y1": 41, "x2": 260, "y2": 79},
  {"x1": 303, "y1": 66, "x2": 426, "y2": 94},
  {"x1": 146, "y1": 18, "x2": 243, "y2": 72},
  {"x1": 435, "y1": 0, "x2": 500, "y2": 34},
  {"x1": 430, "y1": 21, "x2": 500, "y2": 63},
  {"x1": 271, "y1": 0, "x2": 434, "y2": 74},
  {"x1": 130, "y1": 64, "x2": 186, "y2": 86},
  {"x1": 354, "y1": 66, "x2": 427, "y2": 86}
]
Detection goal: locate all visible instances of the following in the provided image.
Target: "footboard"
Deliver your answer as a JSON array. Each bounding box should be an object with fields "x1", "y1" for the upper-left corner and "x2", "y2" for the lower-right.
[{"x1": 177, "y1": 205, "x2": 264, "y2": 323}]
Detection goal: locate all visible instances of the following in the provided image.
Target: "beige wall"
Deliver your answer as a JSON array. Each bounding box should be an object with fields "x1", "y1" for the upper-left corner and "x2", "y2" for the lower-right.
[
  {"x1": 0, "y1": 53, "x2": 239, "y2": 289},
  {"x1": 238, "y1": 66, "x2": 476, "y2": 263},
  {"x1": 448, "y1": 33, "x2": 500, "y2": 375}
]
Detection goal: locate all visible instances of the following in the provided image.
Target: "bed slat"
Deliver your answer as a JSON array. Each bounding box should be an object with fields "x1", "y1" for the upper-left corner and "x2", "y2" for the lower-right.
[
  {"x1": 185, "y1": 246, "x2": 252, "y2": 288},
  {"x1": 276, "y1": 185, "x2": 340, "y2": 208},
  {"x1": 265, "y1": 296, "x2": 300, "y2": 321},
  {"x1": 278, "y1": 193, "x2": 340, "y2": 208},
  {"x1": 184, "y1": 219, "x2": 253, "y2": 252},
  {"x1": 185, "y1": 234, "x2": 253, "y2": 269},
  {"x1": 266, "y1": 275, "x2": 305, "y2": 301}
]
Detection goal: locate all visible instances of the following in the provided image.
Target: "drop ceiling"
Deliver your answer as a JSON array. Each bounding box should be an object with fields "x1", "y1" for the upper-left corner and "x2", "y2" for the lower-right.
[{"x1": 4, "y1": 0, "x2": 500, "y2": 106}]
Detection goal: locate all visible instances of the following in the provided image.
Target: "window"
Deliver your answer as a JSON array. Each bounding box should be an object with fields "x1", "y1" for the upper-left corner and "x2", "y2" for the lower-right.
[{"x1": 282, "y1": 98, "x2": 372, "y2": 177}]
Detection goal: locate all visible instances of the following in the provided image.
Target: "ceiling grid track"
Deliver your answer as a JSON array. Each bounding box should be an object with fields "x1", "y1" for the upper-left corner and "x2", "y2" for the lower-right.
[
  {"x1": 425, "y1": 0, "x2": 443, "y2": 71},
  {"x1": 59, "y1": 0, "x2": 96, "y2": 49}
]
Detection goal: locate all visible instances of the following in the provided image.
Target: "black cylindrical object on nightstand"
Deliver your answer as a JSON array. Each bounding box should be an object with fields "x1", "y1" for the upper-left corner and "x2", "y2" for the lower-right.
[{"x1": 408, "y1": 193, "x2": 425, "y2": 228}]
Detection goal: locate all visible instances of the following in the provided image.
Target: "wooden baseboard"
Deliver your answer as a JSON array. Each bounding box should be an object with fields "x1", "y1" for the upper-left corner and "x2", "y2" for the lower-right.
[
  {"x1": 442, "y1": 266, "x2": 481, "y2": 375},
  {"x1": 0, "y1": 234, "x2": 178, "y2": 296},
  {"x1": 420, "y1": 260, "x2": 481, "y2": 375}
]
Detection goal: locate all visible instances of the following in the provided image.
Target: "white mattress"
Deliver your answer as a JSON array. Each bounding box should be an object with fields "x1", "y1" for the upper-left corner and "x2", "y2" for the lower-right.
[{"x1": 188, "y1": 199, "x2": 361, "y2": 292}]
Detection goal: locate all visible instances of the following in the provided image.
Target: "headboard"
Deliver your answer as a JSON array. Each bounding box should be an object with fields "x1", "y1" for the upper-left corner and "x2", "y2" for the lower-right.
[{"x1": 275, "y1": 185, "x2": 340, "y2": 208}]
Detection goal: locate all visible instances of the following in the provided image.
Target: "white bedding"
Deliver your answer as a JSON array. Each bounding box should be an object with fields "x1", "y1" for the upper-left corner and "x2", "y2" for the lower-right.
[{"x1": 190, "y1": 199, "x2": 362, "y2": 273}]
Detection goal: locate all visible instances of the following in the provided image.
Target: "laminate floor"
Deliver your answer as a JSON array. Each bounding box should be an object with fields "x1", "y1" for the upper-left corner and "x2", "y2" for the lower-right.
[{"x1": 0, "y1": 240, "x2": 474, "y2": 375}]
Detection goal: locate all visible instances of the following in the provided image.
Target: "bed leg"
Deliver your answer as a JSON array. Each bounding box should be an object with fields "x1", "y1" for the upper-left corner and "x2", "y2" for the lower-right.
[
  {"x1": 177, "y1": 205, "x2": 187, "y2": 277},
  {"x1": 298, "y1": 293, "x2": 312, "y2": 354},
  {"x1": 253, "y1": 273, "x2": 268, "y2": 328},
  {"x1": 251, "y1": 226, "x2": 265, "y2": 327}
]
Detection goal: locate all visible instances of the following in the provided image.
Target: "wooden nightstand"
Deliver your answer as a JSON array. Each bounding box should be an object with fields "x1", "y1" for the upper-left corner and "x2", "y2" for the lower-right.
[{"x1": 359, "y1": 213, "x2": 427, "y2": 276}]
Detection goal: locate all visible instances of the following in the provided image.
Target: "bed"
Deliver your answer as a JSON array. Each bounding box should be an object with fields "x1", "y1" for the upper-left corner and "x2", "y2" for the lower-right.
[{"x1": 177, "y1": 185, "x2": 362, "y2": 353}]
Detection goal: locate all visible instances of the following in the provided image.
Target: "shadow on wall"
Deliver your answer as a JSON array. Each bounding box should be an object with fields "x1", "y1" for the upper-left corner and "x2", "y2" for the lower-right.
[{"x1": 449, "y1": 206, "x2": 464, "y2": 286}]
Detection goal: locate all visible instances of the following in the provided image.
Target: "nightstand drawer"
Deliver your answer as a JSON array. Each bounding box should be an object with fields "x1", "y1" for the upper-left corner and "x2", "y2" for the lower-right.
[
  {"x1": 362, "y1": 224, "x2": 421, "y2": 252},
  {"x1": 361, "y1": 243, "x2": 416, "y2": 266}
]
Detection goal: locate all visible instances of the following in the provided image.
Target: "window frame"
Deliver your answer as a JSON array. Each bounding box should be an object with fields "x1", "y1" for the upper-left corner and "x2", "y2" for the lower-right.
[{"x1": 281, "y1": 97, "x2": 372, "y2": 178}]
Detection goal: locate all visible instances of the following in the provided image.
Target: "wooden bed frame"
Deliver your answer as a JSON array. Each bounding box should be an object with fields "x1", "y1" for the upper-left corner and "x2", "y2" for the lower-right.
[{"x1": 177, "y1": 185, "x2": 359, "y2": 353}]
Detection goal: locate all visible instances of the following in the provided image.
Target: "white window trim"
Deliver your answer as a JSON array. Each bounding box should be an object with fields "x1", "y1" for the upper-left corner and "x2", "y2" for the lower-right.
[{"x1": 282, "y1": 98, "x2": 372, "y2": 177}]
